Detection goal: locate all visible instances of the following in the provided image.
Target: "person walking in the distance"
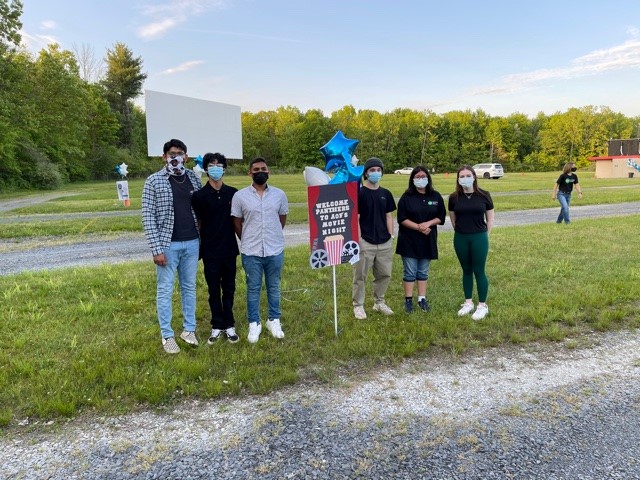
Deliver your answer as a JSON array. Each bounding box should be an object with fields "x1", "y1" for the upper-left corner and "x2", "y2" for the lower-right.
[
  {"x1": 231, "y1": 157, "x2": 289, "y2": 343},
  {"x1": 395, "y1": 166, "x2": 446, "y2": 313},
  {"x1": 552, "y1": 162, "x2": 582, "y2": 224},
  {"x1": 352, "y1": 157, "x2": 397, "y2": 320},
  {"x1": 142, "y1": 138, "x2": 202, "y2": 354},
  {"x1": 191, "y1": 152, "x2": 240, "y2": 344},
  {"x1": 448, "y1": 165, "x2": 494, "y2": 321}
]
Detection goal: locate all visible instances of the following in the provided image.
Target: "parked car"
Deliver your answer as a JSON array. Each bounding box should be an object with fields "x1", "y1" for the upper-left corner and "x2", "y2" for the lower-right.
[
  {"x1": 394, "y1": 167, "x2": 413, "y2": 175},
  {"x1": 472, "y1": 163, "x2": 504, "y2": 179}
]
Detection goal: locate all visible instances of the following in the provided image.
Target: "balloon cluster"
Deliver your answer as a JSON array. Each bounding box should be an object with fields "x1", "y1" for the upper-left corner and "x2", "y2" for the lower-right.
[
  {"x1": 115, "y1": 162, "x2": 128, "y2": 177},
  {"x1": 304, "y1": 131, "x2": 364, "y2": 186}
]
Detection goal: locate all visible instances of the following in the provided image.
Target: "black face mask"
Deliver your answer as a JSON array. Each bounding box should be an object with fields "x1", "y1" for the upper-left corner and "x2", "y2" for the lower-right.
[
  {"x1": 253, "y1": 172, "x2": 269, "y2": 185},
  {"x1": 570, "y1": 167, "x2": 577, "y2": 172}
]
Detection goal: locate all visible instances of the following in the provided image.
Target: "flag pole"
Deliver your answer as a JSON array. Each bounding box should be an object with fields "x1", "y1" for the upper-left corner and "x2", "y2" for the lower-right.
[{"x1": 332, "y1": 265, "x2": 338, "y2": 336}]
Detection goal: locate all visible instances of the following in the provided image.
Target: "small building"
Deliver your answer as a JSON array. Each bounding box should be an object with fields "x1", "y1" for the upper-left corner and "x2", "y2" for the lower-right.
[{"x1": 588, "y1": 138, "x2": 640, "y2": 178}]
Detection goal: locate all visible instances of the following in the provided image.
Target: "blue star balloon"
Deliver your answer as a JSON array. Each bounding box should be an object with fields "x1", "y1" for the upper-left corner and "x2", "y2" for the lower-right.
[
  {"x1": 320, "y1": 131, "x2": 364, "y2": 184},
  {"x1": 115, "y1": 162, "x2": 128, "y2": 177},
  {"x1": 194, "y1": 155, "x2": 203, "y2": 169}
]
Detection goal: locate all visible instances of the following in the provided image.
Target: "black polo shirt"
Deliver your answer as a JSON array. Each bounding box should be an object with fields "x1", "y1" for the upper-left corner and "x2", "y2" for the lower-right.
[{"x1": 191, "y1": 182, "x2": 239, "y2": 260}]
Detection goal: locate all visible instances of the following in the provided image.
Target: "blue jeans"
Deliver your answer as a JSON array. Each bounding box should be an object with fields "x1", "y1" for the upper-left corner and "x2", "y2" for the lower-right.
[
  {"x1": 401, "y1": 257, "x2": 430, "y2": 282},
  {"x1": 241, "y1": 252, "x2": 284, "y2": 324},
  {"x1": 556, "y1": 192, "x2": 571, "y2": 224},
  {"x1": 156, "y1": 239, "x2": 199, "y2": 339}
]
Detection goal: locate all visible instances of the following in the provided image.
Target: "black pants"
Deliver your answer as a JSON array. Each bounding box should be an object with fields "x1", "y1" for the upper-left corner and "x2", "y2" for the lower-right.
[{"x1": 203, "y1": 256, "x2": 237, "y2": 329}]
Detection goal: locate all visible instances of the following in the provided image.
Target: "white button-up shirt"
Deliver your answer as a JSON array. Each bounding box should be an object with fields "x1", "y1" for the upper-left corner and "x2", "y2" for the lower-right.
[{"x1": 231, "y1": 184, "x2": 289, "y2": 257}]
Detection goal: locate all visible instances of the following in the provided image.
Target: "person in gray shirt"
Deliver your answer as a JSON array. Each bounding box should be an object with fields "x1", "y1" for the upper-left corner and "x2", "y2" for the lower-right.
[{"x1": 231, "y1": 157, "x2": 289, "y2": 344}]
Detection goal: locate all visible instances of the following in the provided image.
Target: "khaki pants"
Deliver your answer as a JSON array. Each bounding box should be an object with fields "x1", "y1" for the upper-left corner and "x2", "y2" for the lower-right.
[{"x1": 352, "y1": 237, "x2": 394, "y2": 307}]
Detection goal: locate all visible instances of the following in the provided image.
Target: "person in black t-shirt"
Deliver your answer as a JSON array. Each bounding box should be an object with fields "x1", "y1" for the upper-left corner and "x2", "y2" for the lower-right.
[
  {"x1": 396, "y1": 166, "x2": 446, "y2": 313},
  {"x1": 191, "y1": 153, "x2": 240, "y2": 344},
  {"x1": 352, "y1": 157, "x2": 397, "y2": 320},
  {"x1": 142, "y1": 139, "x2": 202, "y2": 354},
  {"x1": 448, "y1": 165, "x2": 494, "y2": 321},
  {"x1": 551, "y1": 162, "x2": 583, "y2": 224}
]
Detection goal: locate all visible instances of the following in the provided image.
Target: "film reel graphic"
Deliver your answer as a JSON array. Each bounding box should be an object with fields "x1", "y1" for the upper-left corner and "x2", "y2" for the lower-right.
[{"x1": 309, "y1": 249, "x2": 329, "y2": 269}]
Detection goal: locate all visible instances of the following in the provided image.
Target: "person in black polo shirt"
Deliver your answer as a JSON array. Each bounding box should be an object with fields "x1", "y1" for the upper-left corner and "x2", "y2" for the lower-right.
[
  {"x1": 448, "y1": 165, "x2": 494, "y2": 321},
  {"x1": 191, "y1": 153, "x2": 240, "y2": 344},
  {"x1": 395, "y1": 166, "x2": 446, "y2": 313},
  {"x1": 352, "y1": 157, "x2": 397, "y2": 320}
]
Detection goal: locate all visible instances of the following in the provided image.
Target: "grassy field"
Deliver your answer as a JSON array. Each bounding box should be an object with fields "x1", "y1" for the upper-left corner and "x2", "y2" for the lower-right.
[
  {"x1": 1, "y1": 171, "x2": 639, "y2": 239},
  {"x1": 0, "y1": 172, "x2": 639, "y2": 429}
]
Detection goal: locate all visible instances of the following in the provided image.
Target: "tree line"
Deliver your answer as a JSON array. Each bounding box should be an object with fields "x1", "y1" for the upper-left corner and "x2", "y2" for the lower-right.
[
  {"x1": 1, "y1": 1, "x2": 638, "y2": 191},
  {"x1": 242, "y1": 105, "x2": 639, "y2": 175}
]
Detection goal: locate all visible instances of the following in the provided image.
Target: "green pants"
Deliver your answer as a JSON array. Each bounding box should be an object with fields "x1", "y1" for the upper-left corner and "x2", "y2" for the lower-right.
[{"x1": 453, "y1": 232, "x2": 489, "y2": 302}]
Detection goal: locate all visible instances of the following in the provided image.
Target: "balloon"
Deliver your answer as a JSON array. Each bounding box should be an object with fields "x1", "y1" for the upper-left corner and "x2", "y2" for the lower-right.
[
  {"x1": 115, "y1": 162, "x2": 128, "y2": 177},
  {"x1": 303, "y1": 166, "x2": 331, "y2": 186},
  {"x1": 192, "y1": 164, "x2": 205, "y2": 178},
  {"x1": 319, "y1": 131, "x2": 364, "y2": 184},
  {"x1": 194, "y1": 155, "x2": 203, "y2": 169}
]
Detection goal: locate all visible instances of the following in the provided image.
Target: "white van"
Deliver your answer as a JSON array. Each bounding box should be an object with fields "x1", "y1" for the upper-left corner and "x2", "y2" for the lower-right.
[{"x1": 472, "y1": 163, "x2": 504, "y2": 179}]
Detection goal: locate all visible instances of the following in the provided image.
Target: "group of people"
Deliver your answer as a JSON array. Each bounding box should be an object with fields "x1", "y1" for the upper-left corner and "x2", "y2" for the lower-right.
[
  {"x1": 142, "y1": 138, "x2": 496, "y2": 354},
  {"x1": 352, "y1": 159, "x2": 494, "y2": 322},
  {"x1": 142, "y1": 139, "x2": 288, "y2": 354}
]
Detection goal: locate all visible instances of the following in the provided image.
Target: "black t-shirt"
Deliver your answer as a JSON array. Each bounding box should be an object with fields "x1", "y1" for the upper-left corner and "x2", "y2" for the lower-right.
[
  {"x1": 358, "y1": 185, "x2": 396, "y2": 244},
  {"x1": 448, "y1": 191, "x2": 494, "y2": 234},
  {"x1": 169, "y1": 175, "x2": 199, "y2": 241},
  {"x1": 191, "y1": 182, "x2": 239, "y2": 260},
  {"x1": 396, "y1": 190, "x2": 446, "y2": 259},
  {"x1": 556, "y1": 173, "x2": 579, "y2": 193}
]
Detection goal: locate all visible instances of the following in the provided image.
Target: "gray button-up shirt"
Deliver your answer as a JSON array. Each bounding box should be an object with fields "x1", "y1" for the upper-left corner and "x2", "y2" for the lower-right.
[{"x1": 231, "y1": 184, "x2": 289, "y2": 257}]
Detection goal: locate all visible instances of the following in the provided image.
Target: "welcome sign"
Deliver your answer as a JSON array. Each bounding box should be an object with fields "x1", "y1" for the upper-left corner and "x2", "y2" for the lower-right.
[{"x1": 307, "y1": 182, "x2": 360, "y2": 269}]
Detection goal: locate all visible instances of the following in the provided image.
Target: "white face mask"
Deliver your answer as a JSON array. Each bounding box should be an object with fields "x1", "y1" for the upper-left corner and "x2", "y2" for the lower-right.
[
  {"x1": 167, "y1": 155, "x2": 185, "y2": 176},
  {"x1": 413, "y1": 178, "x2": 428, "y2": 188},
  {"x1": 458, "y1": 177, "x2": 474, "y2": 188}
]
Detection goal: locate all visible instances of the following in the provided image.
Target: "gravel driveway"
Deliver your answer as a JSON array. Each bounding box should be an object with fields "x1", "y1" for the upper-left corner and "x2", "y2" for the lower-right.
[
  {"x1": 2, "y1": 201, "x2": 639, "y2": 276},
  {"x1": 1, "y1": 197, "x2": 640, "y2": 479}
]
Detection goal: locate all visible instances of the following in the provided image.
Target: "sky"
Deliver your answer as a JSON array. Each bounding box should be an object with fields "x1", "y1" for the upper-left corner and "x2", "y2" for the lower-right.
[{"x1": 18, "y1": 0, "x2": 640, "y2": 118}]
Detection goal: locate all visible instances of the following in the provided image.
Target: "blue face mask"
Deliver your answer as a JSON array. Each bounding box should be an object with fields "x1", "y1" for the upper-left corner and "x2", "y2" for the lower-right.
[
  {"x1": 458, "y1": 177, "x2": 474, "y2": 188},
  {"x1": 367, "y1": 171, "x2": 382, "y2": 184},
  {"x1": 208, "y1": 165, "x2": 224, "y2": 181},
  {"x1": 413, "y1": 178, "x2": 428, "y2": 188}
]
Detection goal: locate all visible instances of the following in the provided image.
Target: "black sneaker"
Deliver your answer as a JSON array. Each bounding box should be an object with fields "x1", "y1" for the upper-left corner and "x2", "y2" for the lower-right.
[
  {"x1": 404, "y1": 299, "x2": 413, "y2": 313},
  {"x1": 418, "y1": 298, "x2": 431, "y2": 312},
  {"x1": 225, "y1": 327, "x2": 239, "y2": 343},
  {"x1": 207, "y1": 329, "x2": 223, "y2": 345}
]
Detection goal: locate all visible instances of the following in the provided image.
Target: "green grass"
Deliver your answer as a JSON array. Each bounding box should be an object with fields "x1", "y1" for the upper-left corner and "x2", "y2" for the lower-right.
[
  {"x1": 0, "y1": 214, "x2": 639, "y2": 428},
  {"x1": 1, "y1": 172, "x2": 638, "y2": 239}
]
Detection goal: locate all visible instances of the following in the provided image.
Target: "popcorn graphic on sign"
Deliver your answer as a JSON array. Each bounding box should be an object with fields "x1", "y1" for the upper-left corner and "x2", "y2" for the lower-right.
[{"x1": 323, "y1": 235, "x2": 345, "y2": 266}]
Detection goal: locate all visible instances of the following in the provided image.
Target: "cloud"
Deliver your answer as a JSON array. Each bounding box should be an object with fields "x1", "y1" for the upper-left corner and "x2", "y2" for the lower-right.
[
  {"x1": 470, "y1": 39, "x2": 640, "y2": 97},
  {"x1": 158, "y1": 60, "x2": 205, "y2": 75},
  {"x1": 137, "y1": 0, "x2": 228, "y2": 40},
  {"x1": 19, "y1": 30, "x2": 59, "y2": 51},
  {"x1": 40, "y1": 20, "x2": 57, "y2": 30}
]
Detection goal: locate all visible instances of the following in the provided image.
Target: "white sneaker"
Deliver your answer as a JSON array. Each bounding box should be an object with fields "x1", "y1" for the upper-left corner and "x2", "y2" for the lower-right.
[
  {"x1": 162, "y1": 337, "x2": 180, "y2": 354},
  {"x1": 247, "y1": 322, "x2": 262, "y2": 343},
  {"x1": 266, "y1": 319, "x2": 285, "y2": 339},
  {"x1": 207, "y1": 329, "x2": 223, "y2": 345},
  {"x1": 179, "y1": 330, "x2": 199, "y2": 346},
  {"x1": 457, "y1": 302, "x2": 474, "y2": 316},
  {"x1": 225, "y1": 327, "x2": 240, "y2": 343},
  {"x1": 472, "y1": 304, "x2": 489, "y2": 321},
  {"x1": 353, "y1": 306, "x2": 367, "y2": 320},
  {"x1": 373, "y1": 302, "x2": 394, "y2": 316}
]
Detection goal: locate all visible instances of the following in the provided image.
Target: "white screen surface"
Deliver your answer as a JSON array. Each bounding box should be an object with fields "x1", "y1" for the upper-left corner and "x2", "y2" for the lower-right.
[{"x1": 145, "y1": 90, "x2": 243, "y2": 159}]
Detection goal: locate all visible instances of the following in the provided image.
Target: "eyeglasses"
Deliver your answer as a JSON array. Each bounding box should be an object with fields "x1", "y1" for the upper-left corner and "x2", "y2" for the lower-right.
[
  {"x1": 414, "y1": 175, "x2": 427, "y2": 179},
  {"x1": 168, "y1": 151, "x2": 185, "y2": 159}
]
